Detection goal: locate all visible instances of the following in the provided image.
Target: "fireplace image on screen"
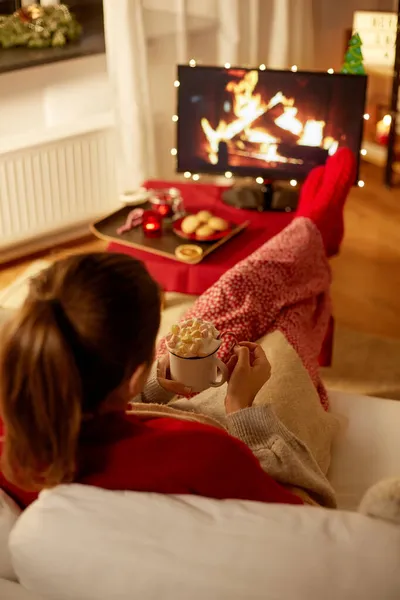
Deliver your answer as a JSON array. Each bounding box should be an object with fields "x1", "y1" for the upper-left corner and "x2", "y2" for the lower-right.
[{"x1": 177, "y1": 66, "x2": 367, "y2": 180}]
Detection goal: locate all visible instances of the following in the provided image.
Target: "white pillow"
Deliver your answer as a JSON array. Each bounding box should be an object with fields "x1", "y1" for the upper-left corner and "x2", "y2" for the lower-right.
[
  {"x1": 10, "y1": 484, "x2": 400, "y2": 600},
  {"x1": 0, "y1": 490, "x2": 21, "y2": 581}
]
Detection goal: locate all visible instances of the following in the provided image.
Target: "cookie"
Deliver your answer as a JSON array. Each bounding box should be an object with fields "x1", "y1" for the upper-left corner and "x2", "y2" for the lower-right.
[
  {"x1": 181, "y1": 215, "x2": 200, "y2": 234},
  {"x1": 196, "y1": 210, "x2": 213, "y2": 223},
  {"x1": 175, "y1": 244, "x2": 203, "y2": 263},
  {"x1": 196, "y1": 224, "x2": 214, "y2": 238},
  {"x1": 208, "y1": 216, "x2": 229, "y2": 231}
]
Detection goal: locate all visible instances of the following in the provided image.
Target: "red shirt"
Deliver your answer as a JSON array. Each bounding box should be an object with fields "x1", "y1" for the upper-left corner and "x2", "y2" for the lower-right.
[{"x1": 0, "y1": 413, "x2": 302, "y2": 508}]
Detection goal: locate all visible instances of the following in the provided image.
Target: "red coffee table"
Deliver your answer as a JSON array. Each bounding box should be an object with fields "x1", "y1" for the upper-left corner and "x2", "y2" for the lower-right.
[{"x1": 107, "y1": 180, "x2": 294, "y2": 295}]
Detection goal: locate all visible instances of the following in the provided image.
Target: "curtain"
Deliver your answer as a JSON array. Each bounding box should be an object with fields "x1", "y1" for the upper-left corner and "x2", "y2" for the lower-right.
[{"x1": 102, "y1": 0, "x2": 316, "y2": 190}]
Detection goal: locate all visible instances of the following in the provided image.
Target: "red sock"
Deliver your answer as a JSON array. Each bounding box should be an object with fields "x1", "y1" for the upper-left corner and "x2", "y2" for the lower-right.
[{"x1": 296, "y1": 148, "x2": 357, "y2": 257}]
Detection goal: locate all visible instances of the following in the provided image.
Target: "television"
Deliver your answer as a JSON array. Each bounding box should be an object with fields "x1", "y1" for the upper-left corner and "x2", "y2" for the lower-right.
[{"x1": 176, "y1": 65, "x2": 367, "y2": 182}]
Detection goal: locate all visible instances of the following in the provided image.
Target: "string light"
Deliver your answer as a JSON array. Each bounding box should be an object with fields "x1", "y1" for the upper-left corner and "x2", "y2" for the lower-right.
[
  {"x1": 225, "y1": 171, "x2": 233, "y2": 179},
  {"x1": 290, "y1": 179, "x2": 297, "y2": 187},
  {"x1": 174, "y1": 80, "x2": 180, "y2": 87},
  {"x1": 363, "y1": 113, "x2": 370, "y2": 120},
  {"x1": 256, "y1": 176, "x2": 264, "y2": 184},
  {"x1": 327, "y1": 68, "x2": 334, "y2": 74},
  {"x1": 192, "y1": 174, "x2": 200, "y2": 181},
  {"x1": 170, "y1": 148, "x2": 177, "y2": 156},
  {"x1": 172, "y1": 115, "x2": 179, "y2": 122},
  {"x1": 360, "y1": 148, "x2": 367, "y2": 156},
  {"x1": 224, "y1": 62, "x2": 231, "y2": 69},
  {"x1": 189, "y1": 59, "x2": 197, "y2": 67},
  {"x1": 291, "y1": 65, "x2": 298, "y2": 72},
  {"x1": 259, "y1": 63, "x2": 266, "y2": 70},
  {"x1": 357, "y1": 180, "x2": 365, "y2": 188},
  {"x1": 383, "y1": 114, "x2": 392, "y2": 126},
  {"x1": 184, "y1": 171, "x2": 191, "y2": 178}
]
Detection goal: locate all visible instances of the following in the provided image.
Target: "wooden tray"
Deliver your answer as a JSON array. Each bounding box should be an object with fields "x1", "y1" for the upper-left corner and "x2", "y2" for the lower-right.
[{"x1": 90, "y1": 204, "x2": 249, "y2": 265}]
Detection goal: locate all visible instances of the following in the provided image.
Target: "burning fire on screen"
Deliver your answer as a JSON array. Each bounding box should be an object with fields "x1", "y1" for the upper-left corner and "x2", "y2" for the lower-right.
[{"x1": 200, "y1": 70, "x2": 339, "y2": 166}]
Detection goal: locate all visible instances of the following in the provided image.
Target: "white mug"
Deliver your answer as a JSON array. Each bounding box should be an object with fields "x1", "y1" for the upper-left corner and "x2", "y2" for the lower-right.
[{"x1": 169, "y1": 348, "x2": 228, "y2": 393}]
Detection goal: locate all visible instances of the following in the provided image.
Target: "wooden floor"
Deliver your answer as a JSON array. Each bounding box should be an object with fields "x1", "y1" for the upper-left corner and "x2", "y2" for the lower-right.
[{"x1": 1, "y1": 162, "x2": 400, "y2": 340}]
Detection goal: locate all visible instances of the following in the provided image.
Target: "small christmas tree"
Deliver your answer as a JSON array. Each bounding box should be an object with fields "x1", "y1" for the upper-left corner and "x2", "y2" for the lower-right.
[{"x1": 341, "y1": 32, "x2": 366, "y2": 75}]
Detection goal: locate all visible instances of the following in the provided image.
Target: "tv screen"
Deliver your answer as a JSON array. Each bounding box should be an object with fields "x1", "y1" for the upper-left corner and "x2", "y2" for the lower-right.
[{"x1": 176, "y1": 65, "x2": 367, "y2": 181}]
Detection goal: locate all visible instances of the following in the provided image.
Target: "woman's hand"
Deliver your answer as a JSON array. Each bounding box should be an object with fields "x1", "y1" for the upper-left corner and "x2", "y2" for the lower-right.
[
  {"x1": 157, "y1": 354, "x2": 192, "y2": 396},
  {"x1": 225, "y1": 342, "x2": 271, "y2": 415}
]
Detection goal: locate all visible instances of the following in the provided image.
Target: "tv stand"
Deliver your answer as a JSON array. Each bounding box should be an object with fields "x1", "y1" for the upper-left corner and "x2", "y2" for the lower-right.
[{"x1": 222, "y1": 179, "x2": 300, "y2": 213}]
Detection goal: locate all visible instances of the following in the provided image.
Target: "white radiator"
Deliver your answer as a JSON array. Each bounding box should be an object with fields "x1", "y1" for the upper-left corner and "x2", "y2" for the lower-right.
[{"x1": 0, "y1": 119, "x2": 118, "y2": 252}]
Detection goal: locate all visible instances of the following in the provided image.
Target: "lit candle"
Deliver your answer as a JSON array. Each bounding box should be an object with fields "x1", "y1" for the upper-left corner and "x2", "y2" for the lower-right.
[
  {"x1": 376, "y1": 114, "x2": 392, "y2": 146},
  {"x1": 142, "y1": 211, "x2": 162, "y2": 237}
]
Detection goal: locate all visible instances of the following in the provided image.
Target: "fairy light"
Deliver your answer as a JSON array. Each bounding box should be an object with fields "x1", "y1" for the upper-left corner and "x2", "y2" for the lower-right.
[
  {"x1": 259, "y1": 63, "x2": 266, "y2": 70},
  {"x1": 363, "y1": 113, "x2": 370, "y2": 120},
  {"x1": 172, "y1": 115, "x2": 179, "y2": 122},
  {"x1": 225, "y1": 171, "x2": 233, "y2": 179},
  {"x1": 256, "y1": 176, "x2": 264, "y2": 184},
  {"x1": 192, "y1": 174, "x2": 200, "y2": 181},
  {"x1": 291, "y1": 65, "x2": 298, "y2": 72},
  {"x1": 184, "y1": 171, "x2": 191, "y2": 178},
  {"x1": 383, "y1": 114, "x2": 392, "y2": 126},
  {"x1": 360, "y1": 148, "x2": 367, "y2": 156},
  {"x1": 224, "y1": 62, "x2": 231, "y2": 69},
  {"x1": 290, "y1": 179, "x2": 297, "y2": 187},
  {"x1": 327, "y1": 68, "x2": 334, "y2": 74},
  {"x1": 174, "y1": 80, "x2": 180, "y2": 87},
  {"x1": 189, "y1": 59, "x2": 197, "y2": 67},
  {"x1": 358, "y1": 180, "x2": 365, "y2": 188},
  {"x1": 170, "y1": 148, "x2": 177, "y2": 156}
]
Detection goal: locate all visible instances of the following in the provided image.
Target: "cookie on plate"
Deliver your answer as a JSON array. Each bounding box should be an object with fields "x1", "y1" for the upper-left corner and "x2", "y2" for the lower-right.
[
  {"x1": 208, "y1": 216, "x2": 229, "y2": 231},
  {"x1": 196, "y1": 210, "x2": 213, "y2": 223},
  {"x1": 181, "y1": 215, "x2": 199, "y2": 234},
  {"x1": 196, "y1": 224, "x2": 214, "y2": 238}
]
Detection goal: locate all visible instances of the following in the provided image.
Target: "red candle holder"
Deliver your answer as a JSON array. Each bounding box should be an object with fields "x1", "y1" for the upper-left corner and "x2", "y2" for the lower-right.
[
  {"x1": 142, "y1": 210, "x2": 163, "y2": 237},
  {"x1": 149, "y1": 188, "x2": 184, "y2": 220}
]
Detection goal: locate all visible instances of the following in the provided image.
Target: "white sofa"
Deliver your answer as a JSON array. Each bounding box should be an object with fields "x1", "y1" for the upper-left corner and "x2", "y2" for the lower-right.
[
  {"x1": 1, "y1": 390, "x2": 399, "y2": 600},
  {"x1": 0, "y1": 268, "x2": 400, "y2": 598}
]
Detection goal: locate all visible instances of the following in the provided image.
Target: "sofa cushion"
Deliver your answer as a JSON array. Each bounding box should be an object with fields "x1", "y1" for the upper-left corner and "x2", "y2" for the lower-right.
[
  {"x1": 328, "y1": 391, "x2": 400, "y2": 510},
  {"x1": 10, "y1": 484, "x2": 400, "y2": 600},
  {"x1": 0, "y1": 579, "x2": 43, "y2": 600},
  {"x1": 0, "y1": 490, "x2": 21, "y2": 581}
]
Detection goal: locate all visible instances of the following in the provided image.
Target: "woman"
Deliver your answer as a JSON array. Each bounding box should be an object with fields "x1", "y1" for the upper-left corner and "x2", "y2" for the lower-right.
[{"x1": 0, "y1": 148, "x2": 355, "y2": 509}]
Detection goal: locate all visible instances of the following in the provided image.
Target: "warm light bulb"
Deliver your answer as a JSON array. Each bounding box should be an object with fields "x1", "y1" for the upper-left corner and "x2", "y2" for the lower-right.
[
  {"x1": 184, "y1": 171, "x2": 191, "y2": 178},
  {"x1": 290, "y1": 179, "x2": 297, "y2": 187},
  {"x1": 291, "y1": 65, "x2": 298, "y2": 72},
  {"x1": 363, "y1": 113, "x2": 370, "y2": 120},
  {"x1": 327, "y1": 68, "x2": 334, "y2": 74},
  {"x1": 172, "y1": 115, "x2": 179, "y2": 122},
  {"x1": 189, "y1": 59, "x2": 196, "y2": 67},
  {"x1": 256, "y1": 176, "x2": 264, "y2": 184},
  {"x1": 174, "y1": 80, "x2": 180, "y2": 87},
  {"x1": 225, "y1": 171, "x2": 233, "y2": 179},
  {"x1": 360, "y1": 148, "x2": 367, "y2": 156},
  {"x1": 224, "y1": 62, "x2": 231, "y2": 69},
  {"x1": 383, "y1": 114, "x2": 392, "y2": 126},
  {"x1": 358, "y1": 180, "x2": 365, "y2": 188},
  {"x1": 192, "y1": 174, "x2": 200, "y2": 181},
  {"x1": 259, "y1": 63, "x2": 266, "y2": 71},
  {"x1": 170, "y1": 148, "x2": 178, "y2": 156}
]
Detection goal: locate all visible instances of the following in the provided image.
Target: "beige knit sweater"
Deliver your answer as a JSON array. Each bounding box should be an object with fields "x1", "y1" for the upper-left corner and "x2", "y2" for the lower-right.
[{"x1": 132, "y1": 330, "x2": 340, "y2": 508}]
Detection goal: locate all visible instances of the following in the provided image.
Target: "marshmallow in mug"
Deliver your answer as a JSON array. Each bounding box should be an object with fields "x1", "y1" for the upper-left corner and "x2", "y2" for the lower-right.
[{"x1": 166, "y1": 319, "x2": 220, "y2": 358}]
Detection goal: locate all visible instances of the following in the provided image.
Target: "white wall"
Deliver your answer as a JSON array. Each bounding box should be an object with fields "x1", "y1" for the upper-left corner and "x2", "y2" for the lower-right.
[
  {"x1": 313, "y1": 0, "x2": 397, "y2": 71},
  {"x1": 0, "y1": 55, "x2": 111, "y2": 140}
]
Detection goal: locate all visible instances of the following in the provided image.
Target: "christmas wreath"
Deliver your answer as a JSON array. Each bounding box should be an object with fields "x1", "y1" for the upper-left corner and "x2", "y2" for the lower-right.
[{"x1": 0, "y1": 4, "x2": 82, "y2": 49}]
